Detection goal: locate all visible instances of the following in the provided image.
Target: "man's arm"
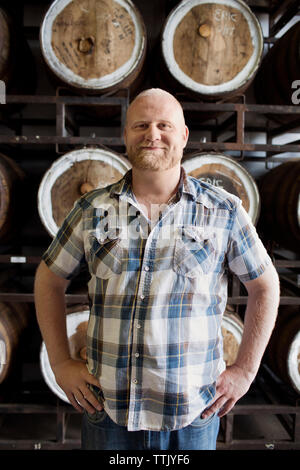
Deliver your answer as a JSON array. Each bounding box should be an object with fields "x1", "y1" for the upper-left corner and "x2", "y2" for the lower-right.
[
  {"x1": 202, "y1": 262, "x2": 280, "y2": 418},
  {"x1": 34, "y1": 260, "x2": 103, "y2": 413}
]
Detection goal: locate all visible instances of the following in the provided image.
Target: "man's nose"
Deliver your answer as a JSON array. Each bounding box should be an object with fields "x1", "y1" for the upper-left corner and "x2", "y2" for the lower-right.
[{"x1": 145, "y1": 124, "x2": 161, "y2": 141}]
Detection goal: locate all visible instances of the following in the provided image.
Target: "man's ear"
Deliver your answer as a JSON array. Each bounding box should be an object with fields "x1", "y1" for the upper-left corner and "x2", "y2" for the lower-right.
[{"x1": 183, "y1": 125, "x2": 189, "y2": 148}]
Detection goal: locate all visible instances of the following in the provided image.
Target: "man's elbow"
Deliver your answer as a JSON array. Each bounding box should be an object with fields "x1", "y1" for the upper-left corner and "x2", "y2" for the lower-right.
[
  {"x1": 34, "y1": 260, "x2": 70, "y2": 293},
  {"x1": 244, "y1": 263, "x2": 280, "y2": 302}
]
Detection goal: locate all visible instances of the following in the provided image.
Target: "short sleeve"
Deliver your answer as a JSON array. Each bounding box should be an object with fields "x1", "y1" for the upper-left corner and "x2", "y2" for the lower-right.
[
  {"x1": 42, "y1": 200, "x2": 86, "y2": 280},
  {"x1": 227, "y1": 200, "x2": 272, "y2": 282}
]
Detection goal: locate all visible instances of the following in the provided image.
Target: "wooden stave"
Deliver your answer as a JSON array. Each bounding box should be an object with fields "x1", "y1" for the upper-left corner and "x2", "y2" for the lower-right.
[
  {"x1": 0, "y1": 8, "x2": 12, "y2": 86},
  {"x1": 254, "y1": 22, "x2": 300, "y2": 123},
  {"x1": 0, "y1": 153, "x2": 25, "y2": 242},
  {"x1": 0, "y1": 302, "x2": 31, "y2": 384},
  {"x1": 182, "y1": 151, "x2": 261, "y2": 225},
  {"x1": 255, "y1": 26, "x2": 295, "y2": 108},
  {"x1": 39, "y1": 0, "x2": 147, "y2": 96},
  {"x1": 0, "y1": 7, "x2": 36, "y2": 109},
  {"x1": 160, "y1": 0, "x2": 263, "y2": 102},
  {"x1": 265, "y1": 303, "x2": 300, "y2": 394},
  {"x1": 258, "y1": 161, "x2": 300, "y2": 253}
]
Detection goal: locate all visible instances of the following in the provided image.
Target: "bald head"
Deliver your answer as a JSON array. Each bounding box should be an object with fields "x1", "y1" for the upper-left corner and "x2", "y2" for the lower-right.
[
  {"x1": 130, "y1": 88, "x2": 183, "y2": 107},
  {"x1": 125, "y1": 88, "x2": 186, "y2": 128}
]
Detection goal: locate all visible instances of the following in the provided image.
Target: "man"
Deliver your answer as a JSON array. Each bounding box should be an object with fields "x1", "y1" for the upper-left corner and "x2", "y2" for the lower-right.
[{"x1": 34, "y1": 88, "x2": 280, "y2": 450}]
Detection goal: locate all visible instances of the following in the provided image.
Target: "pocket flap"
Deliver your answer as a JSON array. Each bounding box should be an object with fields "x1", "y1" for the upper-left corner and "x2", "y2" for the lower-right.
[
  {"x1": 92, "y1": 228, "x2": 123, "y2": 245},
  {"x1": 180, "y1": 226, "x2": 216, "y2": 245},
  {"x1": 174, "y1": 226, "x2": 217, "y2": 277}
]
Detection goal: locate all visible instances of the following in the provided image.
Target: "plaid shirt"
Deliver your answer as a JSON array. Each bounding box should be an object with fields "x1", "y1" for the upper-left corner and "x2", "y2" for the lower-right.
[{"x1": 42, "y1": 167, "x2": 271, "y2": 431}]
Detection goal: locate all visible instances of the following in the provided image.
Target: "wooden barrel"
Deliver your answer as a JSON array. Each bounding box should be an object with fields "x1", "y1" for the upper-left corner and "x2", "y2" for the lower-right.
[
  {"x1": 254, "y1": 22, "x2": 300, "y2": 123},
  {"x1": 0, "y1": 302, "x2": 31, "y2": 384},
  {"x1": 258, "y1": 161, "x2": 300, "y2": 253},
  {"x1": 0, "y1": 8, "x2": 36, "y2": 99},
  {"x1": 222, "y1": 308, "x2": 244, "y2": 366},
  {"x1": 182, "y1": 152, "x2": 260, "y2": 224},
  {"x1": 265, "y1": 302, "x2": 300, "y2": 394},
  {"x1": 40, "y1": 0, "x2": 147, "y2": 95},
  {"x1": 38, "y1": 147, "x2": 131, "y2": 237},
  {"x1": 160, "y1": 0, "x2": 263, "y2": 101},
  {"x1": 0, "y1": 153, "x2": 25, "y2": 241},
  {"x1": 40, "y1": 306, "x2": 90, "y2": 403}
]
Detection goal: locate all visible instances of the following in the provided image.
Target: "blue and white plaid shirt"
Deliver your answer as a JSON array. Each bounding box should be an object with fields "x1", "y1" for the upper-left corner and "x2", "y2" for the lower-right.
[{"x1": 43, "y1": 167, "x2": 271, "y2": 431}]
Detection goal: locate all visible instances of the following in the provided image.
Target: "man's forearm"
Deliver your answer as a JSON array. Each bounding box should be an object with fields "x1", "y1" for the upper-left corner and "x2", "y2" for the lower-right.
[
  {"x1": 34, "y1": 262, "x2": 103, "y2": 413},
  {"x1": 235, "y1": 267, "x2": 280, "y2": 379},
  {"x1": 34, "y1": 262, "x2": 70, "y2": 368},
  {"x1": 202, "y1": 265, "x2": 280, "y2": 419}
]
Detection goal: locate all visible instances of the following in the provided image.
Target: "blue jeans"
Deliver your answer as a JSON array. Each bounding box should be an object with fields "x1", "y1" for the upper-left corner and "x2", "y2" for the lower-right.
[{"x1": 81, "y1": 409, "x2": 219, "y2": 450}]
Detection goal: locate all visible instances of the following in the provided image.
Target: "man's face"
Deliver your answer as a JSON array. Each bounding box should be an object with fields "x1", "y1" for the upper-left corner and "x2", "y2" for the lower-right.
[{"x1": 124, "y1": 95, "x2": 189, "y2": 171}]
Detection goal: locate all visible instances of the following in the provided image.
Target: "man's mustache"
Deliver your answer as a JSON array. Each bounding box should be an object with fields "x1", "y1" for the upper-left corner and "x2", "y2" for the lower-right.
[{"x1": 138, "y1": 145, "x2": 167, "y2": 149}]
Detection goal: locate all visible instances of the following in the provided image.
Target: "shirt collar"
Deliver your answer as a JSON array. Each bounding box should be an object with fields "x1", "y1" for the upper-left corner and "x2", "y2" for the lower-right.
[{"x1": 109, "y1": 166, "x2": 197, "y2": 201}]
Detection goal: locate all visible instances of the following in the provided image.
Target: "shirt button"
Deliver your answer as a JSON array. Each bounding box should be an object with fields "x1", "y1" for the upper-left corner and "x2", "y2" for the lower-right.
[
  {"x1": 144, "y1": 266, "x2": 149, "y2": 271},
  {"x1": 136, "y1": 324, "x2": 141, "y2": 329},
  {"x1": 132, "y1": 378, "x2": 138, "y2": 384},
  {"x1": 140, "y1": 294, "x2": 145, "y2": 300},
  {"x1": 135, "y1": 352, "x2": 140, "y2": 358}
]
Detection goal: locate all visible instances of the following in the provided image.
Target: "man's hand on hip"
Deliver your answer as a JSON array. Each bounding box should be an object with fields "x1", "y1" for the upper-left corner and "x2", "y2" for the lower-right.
[
  {"x1": 201, "y1": 364, "x2": 255, "y2": 419},
  {"x1": 52, "y1": 358, "x2": 103, "y2": 413}
]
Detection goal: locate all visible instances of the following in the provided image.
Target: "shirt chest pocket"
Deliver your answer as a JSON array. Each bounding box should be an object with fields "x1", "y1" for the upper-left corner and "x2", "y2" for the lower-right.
[
  {"x1": 87, "y1": 231, "x2": 124, "y2": 279},
  {"x1": 173, "y1": 227, "x2": 217, "y2": 278}
]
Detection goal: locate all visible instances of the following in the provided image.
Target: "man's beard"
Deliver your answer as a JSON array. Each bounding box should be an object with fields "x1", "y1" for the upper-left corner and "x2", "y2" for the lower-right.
[{"x1": 126, "y1": 147, "x2": 182, "y2": 171}]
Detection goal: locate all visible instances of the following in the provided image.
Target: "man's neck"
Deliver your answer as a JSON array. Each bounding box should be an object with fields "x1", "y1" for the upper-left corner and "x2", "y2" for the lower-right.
[{"x1": 131, "y1": 164, "x2": 181, "y2": 205}]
